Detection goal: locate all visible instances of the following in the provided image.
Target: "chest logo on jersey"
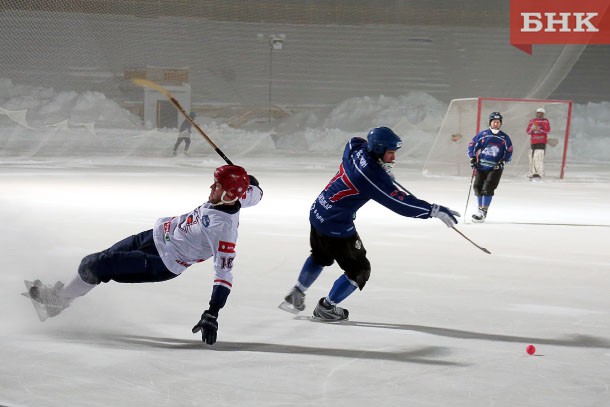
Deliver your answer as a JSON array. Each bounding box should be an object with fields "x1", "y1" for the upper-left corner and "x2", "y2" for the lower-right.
[
  {"x1": 202, "y1": 215, "x2": 210, "y2": 227},
  {"x1": 179, "y1": 213, "x2": 199, "y2": 234},
  {"x1": 482, "y1": 144, "x2": 501, "y2": 157},
  {"x1": 218, "y1": 241, "x2": 236, "y2": 253}
]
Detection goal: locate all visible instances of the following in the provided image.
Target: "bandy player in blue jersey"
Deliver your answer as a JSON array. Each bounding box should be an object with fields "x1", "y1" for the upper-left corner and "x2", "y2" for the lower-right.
[
  {"x1": 467, "y1": 112, "x2": 513, "y2": 223},
  {"x1": 280, "y1": 127, "x2": 460, "y2": 321}
]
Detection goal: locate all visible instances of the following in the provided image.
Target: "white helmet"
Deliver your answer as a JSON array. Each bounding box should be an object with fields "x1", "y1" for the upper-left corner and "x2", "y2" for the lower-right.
[{"x1": 536, "y1": 107, "x2": 546, "y2": 114}]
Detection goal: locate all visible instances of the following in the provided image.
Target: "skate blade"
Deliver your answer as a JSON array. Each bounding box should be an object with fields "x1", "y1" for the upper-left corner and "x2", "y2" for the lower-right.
[
  {"x1": 278, "y1": 301, "x2": 302, "y2": 314},
  {"x1": 23, "y1": 280, "x2": 49, "y2": 322},
  {"x1": 310, "y1": 315, "x2": 349, "y2": 323}
]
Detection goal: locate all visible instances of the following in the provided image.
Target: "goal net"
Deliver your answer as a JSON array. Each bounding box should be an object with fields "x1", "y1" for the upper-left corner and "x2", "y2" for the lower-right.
[{"x1": 423, "y1": 97, "x2": 573, "y2": 179}]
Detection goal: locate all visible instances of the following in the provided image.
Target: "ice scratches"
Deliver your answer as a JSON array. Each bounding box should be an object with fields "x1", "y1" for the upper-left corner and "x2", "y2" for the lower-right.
[{"x1": 96, "y1": 333, "x2": 461, "y2": 366}]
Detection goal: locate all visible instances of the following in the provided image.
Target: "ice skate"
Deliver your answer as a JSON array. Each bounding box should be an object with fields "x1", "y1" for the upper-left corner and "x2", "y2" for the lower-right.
[
  {"x1": 530, "y1": 174, "x2": 542, "y2": 182},
  {"x1": 312, "y1": 297, "x2": 349, "y2": 322},
  {"x1": 22, "y1": 280, "x2": 71, "y2": 321},
  {"x1": 471, "y1": 207, "x2": 487, "y2": 223},
  {"x1": 278, "y1": 286, "x2": 305, "y2": 314}
]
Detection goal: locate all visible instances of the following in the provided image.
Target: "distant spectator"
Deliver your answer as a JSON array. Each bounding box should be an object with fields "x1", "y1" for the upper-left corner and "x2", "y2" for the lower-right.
[{"x1": 173, "y1": 111, "x2": 196, "y2": 155}]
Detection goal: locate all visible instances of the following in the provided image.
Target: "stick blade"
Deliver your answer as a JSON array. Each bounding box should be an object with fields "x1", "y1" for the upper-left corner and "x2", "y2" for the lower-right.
[
  {"x1": 451, "y1": 226, "x2": 491, "y2": 254},
  {"x1": 131, "y1": 78, "x2": 172, "y2": 97}
]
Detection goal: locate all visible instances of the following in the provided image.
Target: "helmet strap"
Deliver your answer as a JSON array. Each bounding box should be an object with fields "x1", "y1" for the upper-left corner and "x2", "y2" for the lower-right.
[
  {"x1": 220, "y1": 191, "x2": 239, "y2": 204},
  {"x1": 211, "y1": 190, "x2": 239, "y2": 206}
]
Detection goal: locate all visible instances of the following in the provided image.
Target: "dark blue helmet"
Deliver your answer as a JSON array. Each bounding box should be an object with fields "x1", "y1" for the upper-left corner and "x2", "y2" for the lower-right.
[
  {"x1": 489, "y1": 112, "x2": 502, "y2": 124},
  {"x1": 366, "y1": 127, "x2": 402, "y2": 157}
]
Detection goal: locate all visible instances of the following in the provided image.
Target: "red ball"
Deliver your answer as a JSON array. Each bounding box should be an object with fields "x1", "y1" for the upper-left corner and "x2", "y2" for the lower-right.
[{"x1": 526, "y1": 345, "x2": 536, "y2": 355}]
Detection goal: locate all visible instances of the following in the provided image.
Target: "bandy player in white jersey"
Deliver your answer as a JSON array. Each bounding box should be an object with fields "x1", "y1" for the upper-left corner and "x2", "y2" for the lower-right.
[{"x1": 24, "y1": 165, "x2": 263, "y2": 345}]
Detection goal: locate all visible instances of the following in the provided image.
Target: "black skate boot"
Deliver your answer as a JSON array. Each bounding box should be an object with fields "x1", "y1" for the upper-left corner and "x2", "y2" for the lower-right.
[{"x1": 312, "y1": 297, "x2": 349, "y2": 321}]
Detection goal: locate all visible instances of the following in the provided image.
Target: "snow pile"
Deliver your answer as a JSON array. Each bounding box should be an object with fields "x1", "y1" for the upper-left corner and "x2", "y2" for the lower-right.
[
  {"x1": 0, "y1": 78, "x2": 140, "y2": 129},
  {"x1": 0, "y1": 78, "x2": 609, "y2": 164}
]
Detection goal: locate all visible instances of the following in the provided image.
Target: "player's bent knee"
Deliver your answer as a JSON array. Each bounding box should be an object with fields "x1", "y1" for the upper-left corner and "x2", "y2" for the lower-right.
[
  {"x1": 346, "y1": 267, "x2": 371, "y2": 290},
  {"x1": 78, "y1": 252, "x2": 103, "y2": 284}
]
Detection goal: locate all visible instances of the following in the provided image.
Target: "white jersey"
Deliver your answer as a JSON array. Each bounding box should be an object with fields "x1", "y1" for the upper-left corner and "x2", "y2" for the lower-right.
[{"x1": 152, "y1": 184, "x2": 263, "y2": 293}]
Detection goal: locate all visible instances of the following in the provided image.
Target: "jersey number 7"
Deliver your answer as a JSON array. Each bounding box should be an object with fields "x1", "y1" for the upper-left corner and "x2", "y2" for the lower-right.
[{"x1": 325, "y1": 164, "x2": 359, "y2": 202}]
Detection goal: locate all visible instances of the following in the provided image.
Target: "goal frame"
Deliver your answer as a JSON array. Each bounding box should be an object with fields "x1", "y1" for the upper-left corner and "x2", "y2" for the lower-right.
[
  {"x1": 424, "y1": 96, "x2": 574, "y2": 180},
  {"x1": 474, "y1": 97, "x2": 573, "y2": 179}
]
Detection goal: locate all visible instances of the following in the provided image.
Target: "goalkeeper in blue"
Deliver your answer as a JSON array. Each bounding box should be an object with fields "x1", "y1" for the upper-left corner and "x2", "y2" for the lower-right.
[{"x1": 279, "y1": 127, "x2": 460, "y2": 321}]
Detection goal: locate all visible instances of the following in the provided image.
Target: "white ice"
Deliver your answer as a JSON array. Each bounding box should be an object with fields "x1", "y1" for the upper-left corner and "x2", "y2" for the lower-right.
[{"x1": 1, "y1": 82, "x2": 610, "y2": 407}]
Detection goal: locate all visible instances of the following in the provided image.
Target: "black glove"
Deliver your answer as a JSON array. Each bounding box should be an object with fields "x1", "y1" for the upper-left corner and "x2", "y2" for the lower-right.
[
  {"x1": 248, "y1": 175, "x2": 259, "y2": 187},
  {"x1": 192, "y1": 311, "x2": 218, "y2": 345},
  {"x1": 494, "y1": 161, "x2": 504, "y2": 170},
  {"x1": 469, "y1": 157, "x2": 477, "y2": 169}
]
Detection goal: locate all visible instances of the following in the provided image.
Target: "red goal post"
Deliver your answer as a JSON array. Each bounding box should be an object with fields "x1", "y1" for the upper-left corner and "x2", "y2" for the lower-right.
[{"x1": 423, "y1": 97, "x2": 573, "y2": 179}]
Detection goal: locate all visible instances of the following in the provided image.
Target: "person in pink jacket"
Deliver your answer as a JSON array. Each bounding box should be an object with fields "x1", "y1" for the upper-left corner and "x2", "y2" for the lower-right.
[{"x1": 526, "y1": 107, "x2": 551, "y2": 180}]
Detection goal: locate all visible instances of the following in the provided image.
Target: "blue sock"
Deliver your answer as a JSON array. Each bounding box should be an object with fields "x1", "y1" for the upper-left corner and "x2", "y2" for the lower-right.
[
  {"x1": 296, "y1": 256, "x2": 323, "y2": 291},
  {"x1": 477, "y1": 195, "x2": 482, "y2": 207},
  {"x1": 481, "y1": 195, "x2": 493, "y2": 207},
  {"x1": 327, "y1": 274, "x2": 358, "y2": 304}
]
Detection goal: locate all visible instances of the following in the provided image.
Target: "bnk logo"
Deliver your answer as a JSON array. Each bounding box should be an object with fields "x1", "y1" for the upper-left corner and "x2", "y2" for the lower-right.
[
  {"x1": 521, "y1": 12, "x2": 599, "y2": 32},
  {"x1": 510, "y1": 0, "x2": 610, "y2": 54}
]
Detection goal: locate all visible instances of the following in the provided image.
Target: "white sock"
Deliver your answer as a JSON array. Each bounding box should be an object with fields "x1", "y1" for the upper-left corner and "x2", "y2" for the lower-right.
[{"x1": 62, "y1": 274, "x2": 96, "y2": 301}]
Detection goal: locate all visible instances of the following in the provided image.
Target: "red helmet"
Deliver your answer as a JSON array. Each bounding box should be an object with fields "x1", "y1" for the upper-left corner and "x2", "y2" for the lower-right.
[{"x1": 214, "y1": 165, "x2": 249, "y2": 203}]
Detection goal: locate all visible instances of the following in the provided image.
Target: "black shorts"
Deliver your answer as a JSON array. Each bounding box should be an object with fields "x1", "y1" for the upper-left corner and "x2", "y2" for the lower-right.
[
  {"x1": 473, "y1": 168, "x2": 503, "y2": 196},
  {"x1": 309, "y1": 226, "x2": 371, "y2": 288}
]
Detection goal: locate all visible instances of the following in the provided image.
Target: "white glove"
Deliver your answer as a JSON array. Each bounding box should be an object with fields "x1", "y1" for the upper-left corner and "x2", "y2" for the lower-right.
[{"x1": 430, "y1": 204, "x2": 460, "y2": 227}]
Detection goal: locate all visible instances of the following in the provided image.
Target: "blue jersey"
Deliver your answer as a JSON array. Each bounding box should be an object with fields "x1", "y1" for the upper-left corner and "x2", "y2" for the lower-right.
[
  {"x1": 310, "y1": 137, "x2": 433, "y2": 238},
  {"x1": 467, "y1": 128, "x2": 513, "y2": 171}
]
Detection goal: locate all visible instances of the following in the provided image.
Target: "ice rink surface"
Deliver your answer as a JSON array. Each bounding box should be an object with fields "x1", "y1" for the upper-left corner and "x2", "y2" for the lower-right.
[{"x1": 1, "y1": 156, "x2": 609, "y2": 407}]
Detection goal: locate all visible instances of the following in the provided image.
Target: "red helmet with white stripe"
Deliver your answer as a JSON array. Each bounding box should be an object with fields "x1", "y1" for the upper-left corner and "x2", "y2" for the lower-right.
[{"x1": 214, "y1": 165, "x2": 249, "y2": 203}]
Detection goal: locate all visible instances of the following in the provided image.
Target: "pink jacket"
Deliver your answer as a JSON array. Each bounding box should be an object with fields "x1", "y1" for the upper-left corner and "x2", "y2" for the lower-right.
[{"x1": 526, "y1": 118, "x2": 551, "y2": 144}]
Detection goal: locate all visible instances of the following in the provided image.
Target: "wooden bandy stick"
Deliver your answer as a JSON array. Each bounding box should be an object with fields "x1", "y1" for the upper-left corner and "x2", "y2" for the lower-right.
[{"x1": 132, "y1": 78, "x2": 233, "y2": 165}]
